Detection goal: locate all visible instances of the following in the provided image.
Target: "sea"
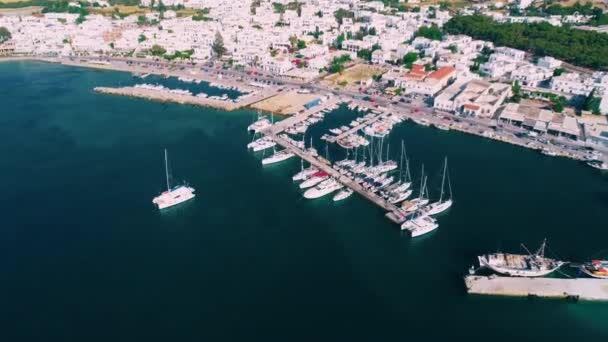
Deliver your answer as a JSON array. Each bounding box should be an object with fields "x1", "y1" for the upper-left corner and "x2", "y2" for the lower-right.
[{"x1": 1, "y1": 61, "x2": 607, "y2": 341}]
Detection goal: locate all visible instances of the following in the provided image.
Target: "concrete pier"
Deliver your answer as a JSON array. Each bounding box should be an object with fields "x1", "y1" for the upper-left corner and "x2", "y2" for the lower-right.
[
  {"x1": 94, "y1": 86, "x2": 276, "y2": 111},
  {"x1": 465, "y1": 275, "x2": 608, "y2": 301},
  {"x1": 325, "y1": 110, "x2": 390, "y2": 144}
]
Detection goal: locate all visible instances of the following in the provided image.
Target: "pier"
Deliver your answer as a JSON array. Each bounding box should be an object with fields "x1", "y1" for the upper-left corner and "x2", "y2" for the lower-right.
[
  {"x1": 94, "y1": 86, "x2": 277, "y2": 111},
  {"x1": 325, "y1": 110, "x2": 391, "y2": 144},
  {"x1": 464, "y1": 275, "x2": 608, "y2": 301}
]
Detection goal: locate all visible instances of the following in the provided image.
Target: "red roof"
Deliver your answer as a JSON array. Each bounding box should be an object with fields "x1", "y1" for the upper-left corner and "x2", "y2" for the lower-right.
[
  {"x1": 404, "y1": 64, "x2": 429, "y2": 80},
  {"x1": 464, "y1": 104, "x2": 480, "y2": 111},
  {"x1": 428, "y1": 66, "x2": 456, "y2": 80}
]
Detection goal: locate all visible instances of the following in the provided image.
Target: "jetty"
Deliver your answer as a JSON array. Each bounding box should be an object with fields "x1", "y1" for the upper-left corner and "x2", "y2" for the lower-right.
[
  {"x1": 94, "y1": 86, "x2": 276, "y2": 111},
  {"x1": 464, "y1": 275, "x2": 608, "y2": 301},
  {"x1": 325, "y1": 110, "x2": 391, "y2": 144}
]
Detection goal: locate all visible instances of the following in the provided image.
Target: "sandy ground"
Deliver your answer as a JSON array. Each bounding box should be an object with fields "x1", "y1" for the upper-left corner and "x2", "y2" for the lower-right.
[
  {"x1": 323, "y1": 64, "x2": 385, "y2": 89},
  {"x1": 0, "y1": 6, "x2": 42, "y2": 15},
  {"x1": 252, "y1": 90, "x2": 319, "y2": 115}
]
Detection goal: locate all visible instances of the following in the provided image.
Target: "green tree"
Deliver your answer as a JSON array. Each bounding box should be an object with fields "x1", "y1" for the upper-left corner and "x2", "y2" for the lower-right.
[
  {"x1": 402, "y1": 52, "x2": 418, "y2": 68},
  {"x1": 553, "y1": 68, "x2": 565, "y2": 76},
  {"x1": 416, "y1": 24, "x2": 443, "y2": 41},
  {"x1": 150, "y1": 44, "x2": 166, "y2": 57},
  {"x1": 0, "y1": 27, "x2": 11, "y2": 43},
  {"x1": 334, "y1": 8, "x2": 354, "y2": 25},
  {"x1": 289, "y1": 35, "x2": 298, "y2": 50},
  {"x1": 297, "y1": 40, "x2": 306, "y2": 50},
  {"x1": 138, "y1": 34, "x2": 146, "y2": 43},
  {"x1": 212, "y1": 31, "x2": 226, "y2": 58}
]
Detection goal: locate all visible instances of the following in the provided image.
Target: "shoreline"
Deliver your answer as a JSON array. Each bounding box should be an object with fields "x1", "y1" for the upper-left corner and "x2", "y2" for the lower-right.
[{"x1": 2, "y1": 56, "x2": 605, "y2": 162}]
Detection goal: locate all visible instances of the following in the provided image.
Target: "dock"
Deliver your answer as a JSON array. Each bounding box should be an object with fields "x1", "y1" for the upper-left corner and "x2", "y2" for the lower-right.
[
  {"x1": 94, "y1": 86, "x2": 277, "y2": 111},
  {"x1": 325, "y1": 110, "x2": 390, "y2": 144},
  {"x1": 267, "y1": 133, "x2": 406, "y2": 224},
  {"x1": 464, "y1": 275, "x2": 608, "y2": 301}
]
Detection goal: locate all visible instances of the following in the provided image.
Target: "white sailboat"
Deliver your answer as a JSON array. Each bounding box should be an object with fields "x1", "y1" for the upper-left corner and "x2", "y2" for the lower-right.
[
  {"x1": 262, "y1": 149, "x2": 295, "y2": 165},
  {"x1": 333, "y1": 188, "x2": 354, "y2": 201},
  {"x1": 422, "y1": 157, "x2": 453, "y2": 216},
  {"x1": 152, "y1": 149, "x2": 196, "y2": 210},
  {"x1": 402, "y1": 215, "x2": 439, "y2": 237}
]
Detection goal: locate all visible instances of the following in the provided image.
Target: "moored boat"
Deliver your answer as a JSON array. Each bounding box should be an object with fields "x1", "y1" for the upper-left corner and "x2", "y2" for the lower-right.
[
  {"x1": 580, "y1": 260, "x2": 608, "y2": 279},
  {"x1": 477, "y1": 240, "x2": 566, "y2": 277},
  {"x1": 152, "y1": 149, "x2": 196, "y2": 210}
]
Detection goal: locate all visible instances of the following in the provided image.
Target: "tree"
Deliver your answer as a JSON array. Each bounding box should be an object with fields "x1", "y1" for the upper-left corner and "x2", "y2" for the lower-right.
[
  {"x1": 511, "y1": 80, "x2": 522, "y2": 103},
  {"x1": 553, "y1": 68, "x2": 565, "y2": 76},
  {"x1": 334, "y1": 8, "x2": 354, "y2": 25},
  {"x1": 402, "y1": 52, "x2": 418, "y2": 68},
  {"x1": 583, "y1": 89, "x2": 602, "y2": 114},
  {"x1": 0, "y1": 27, "x2": 11, "y2": 44},
  {"x1": 138, "y1": 34, "x2": 146, "y2": 43},
  {"x1": 211, "y1": 31, "x2": 226, "y2": 58},
  {"x1": 150, "y1": 44, "x2": 166, "y2": 57},
  {"x1": 553, "y1": 96, "x2": 567, "y2": 113},
  {"x1": 416, "y1": 24, "x2": 443, "y2": 41},
  {"x1": 297, "y1": 40, "x2": 306, "y2": 50},
  {"x1": 336, "y1": 33, "x2": 345, "y2": 49}
]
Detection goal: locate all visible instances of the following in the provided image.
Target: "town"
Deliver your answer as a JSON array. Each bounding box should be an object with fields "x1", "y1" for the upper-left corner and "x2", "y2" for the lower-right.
[{"x1": 0, "y1": 0, "x2": 607, "y2": 171}]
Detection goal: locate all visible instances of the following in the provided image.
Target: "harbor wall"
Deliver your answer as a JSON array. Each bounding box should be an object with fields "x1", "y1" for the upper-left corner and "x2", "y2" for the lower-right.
[{"x1": 465, "y1": 275, "x2": 608, "y2": 301}]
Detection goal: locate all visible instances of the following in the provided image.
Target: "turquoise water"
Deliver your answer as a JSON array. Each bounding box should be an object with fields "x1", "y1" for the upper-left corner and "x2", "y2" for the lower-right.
[{"x1": 1, "y1": 61, "x2": 607, "y2": 341}]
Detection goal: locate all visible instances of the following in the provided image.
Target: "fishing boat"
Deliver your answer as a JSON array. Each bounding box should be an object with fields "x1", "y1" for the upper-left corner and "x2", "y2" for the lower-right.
[
  {"x1": 477, "y1": 239, "x2": 566, "y2": 277},
  {"x1": 152, "y1": 149, "x2": 195, "y2": 210},
  {"x1": 303, "y1": 178, "x2": 343, "y2": 199},
  {"x1": 401, "y1": 215, "x2": 439, "y2": 237},
  {"x1": 262, "y1": 150, "x2": 295, "y2": 165},
  {"x1": 299, "y1": 171, "x2": 329, "y2": 189},
  {"x1": 333, "y1": 188, "x2": 354, "y2": 201},
  {"x1": 422, "y1": 157, "x2": 453, "y2": 216},
  {"x1": 580, "y1": 260, "x2": 608, "y2": 279}
]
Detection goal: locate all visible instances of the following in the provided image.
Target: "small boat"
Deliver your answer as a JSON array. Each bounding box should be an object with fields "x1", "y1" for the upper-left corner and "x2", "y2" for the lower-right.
[
  {"x1": 248, "y1": 116, "x2": 271, "y2": 133},
  {"x1": 580, "y1": 260, "x2": 608, "y2": 279},
  {"x1": 413, "y1": 118, "x2": 430, "y2": 127},
  {"x1": 262, "y1": 150, "x2": 295, "y2": 165},
  {"x1": 333, "y1": 188, "x2": 354, "y2": 201},
  {"x1": 388, "y1": 189, "x2": 413, "y2": 204},
  {"x1": 541, "y1": 148, "x2": 558, "y2": 157},
  {"x1": 588, "y1": 161, "x2": 608, "y2": 171},
  {"x1": 293, "y1": 160, "x2": 318, "y2": 181},
  {"x1": 329, "y1": 128, "x2": 342, "y2": 135},
  {"x1": 152, "y1": 149, "x2": 195, "y2": 210}
]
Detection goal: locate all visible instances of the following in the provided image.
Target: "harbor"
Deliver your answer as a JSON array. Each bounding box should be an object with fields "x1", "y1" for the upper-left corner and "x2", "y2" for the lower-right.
[{"x1": 3, "y1": 61, "x2": 608, "y2": 341}]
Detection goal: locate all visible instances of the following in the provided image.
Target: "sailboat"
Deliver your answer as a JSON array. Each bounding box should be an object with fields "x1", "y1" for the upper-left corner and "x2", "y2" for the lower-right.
[
  {"x1": 152, "y1": 149, "x2": 196, "y2": 210},
  {"x1": 422, "y1": 157, "x2": 453, "y2": 216},
  {"x1": 402, "y1": 165, "x2": 429, "y2": 213}
]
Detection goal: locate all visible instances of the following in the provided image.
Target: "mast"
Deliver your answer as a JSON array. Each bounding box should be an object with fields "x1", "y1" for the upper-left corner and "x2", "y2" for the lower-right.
[
  {"x1": 419, "y1": 164, "x2": 425, "y2": 199},
  {"x1": 439, "y1": 157, "x2": 447, "y2": 203},
  {"x1": 164, "y1": 148, "x2": 170, "y2": 192},
  {"x1": 399, "y1": 140, "x2": 404, "y2": 182}
]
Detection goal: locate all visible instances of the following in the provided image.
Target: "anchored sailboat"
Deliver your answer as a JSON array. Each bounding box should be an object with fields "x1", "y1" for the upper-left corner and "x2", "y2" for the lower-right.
[
  {"x1": 152, "y1": 149, "x2": 196, "y2": 210},
  {"x1": 423, "y1": 157, "x2": 453, "y2": 216}
]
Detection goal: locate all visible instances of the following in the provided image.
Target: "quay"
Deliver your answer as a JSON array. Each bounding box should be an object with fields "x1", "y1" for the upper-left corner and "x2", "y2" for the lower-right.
[
  {"x1": 94, "y1": 86, "x2": 277, "y2": 111},
  {"x1": 464, "y1": 275, "x2": 608, "y2": 301}
]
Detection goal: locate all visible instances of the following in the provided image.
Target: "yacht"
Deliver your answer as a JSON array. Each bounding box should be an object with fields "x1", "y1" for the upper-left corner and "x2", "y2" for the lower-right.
[
  {"x1": 303, "y1": 178, "x2": 343, "y2": 199},
  {"x1": 579, "y1": 260, "x2": 608, "y2": 279},
  {"x1": 262, "y1": 150, "x2": 295, "y2": 165},
  {"x1": 248, "y1": 137, "x2": 276, "y2": 152},
  {"x1": 422, "y1": 157, "x2": 453, "y2": 216},
  {"x1": 477, "y1": 240, "x2": 566, "y2": 277},
  {"x1": 152, "y1": 149, "x2": 195, "y2": 210},
  {"x1": 299, "y1": 171, "x2": 329, "y2": 189},
  {"x1": 401, "y1": 215, "x2": 439, "y2": 237},
  {"x1": 388, "y1": 189, "x2": 413, "y2": 204},
  {"x1": 333, "y1": 188, "x2": 354, "y2": 201},
  {"x1": 248, "y1": 117, "x2": 271, "y2": 133},
  {"x1": 293, "y1": 164, "x2": 318, "y2": 181},
  {"x1": 329, "y1": 128, "x2": 342, "y2": 135}
]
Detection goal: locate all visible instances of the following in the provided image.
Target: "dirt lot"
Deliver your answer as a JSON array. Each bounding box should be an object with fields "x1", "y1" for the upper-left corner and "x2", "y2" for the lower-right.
[
  {"x1": 252, "y1": 90, "x2": 319, "y2": 115},
  {"x1": 323, "y1": 64, "x2": 385, "y2": 89}
]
